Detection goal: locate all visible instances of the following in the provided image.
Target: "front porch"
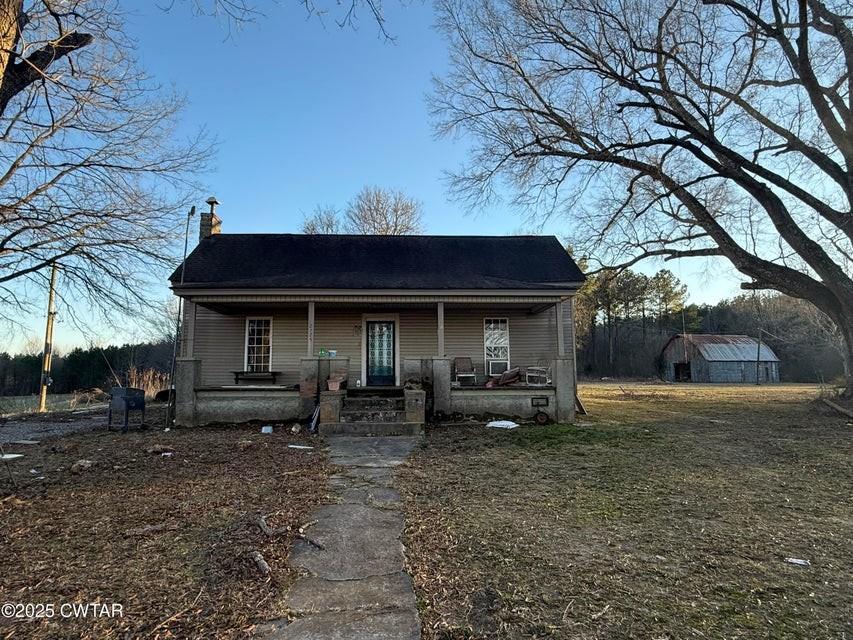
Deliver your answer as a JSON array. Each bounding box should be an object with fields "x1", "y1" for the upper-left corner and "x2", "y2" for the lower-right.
[{"x1": 175, "y1": 296, "x2": 577, "y2": 428}]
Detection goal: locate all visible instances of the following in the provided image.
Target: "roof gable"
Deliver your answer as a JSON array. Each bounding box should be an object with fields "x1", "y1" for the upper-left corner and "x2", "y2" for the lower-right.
[{"x1": 170, "y1": 234, "x2": 585, "y2": 291}]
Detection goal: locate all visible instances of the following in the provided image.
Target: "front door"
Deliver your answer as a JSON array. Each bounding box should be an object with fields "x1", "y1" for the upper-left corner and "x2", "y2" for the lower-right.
[{"x1": 366, "y1": 320, "x2": 396, "y2": 386}]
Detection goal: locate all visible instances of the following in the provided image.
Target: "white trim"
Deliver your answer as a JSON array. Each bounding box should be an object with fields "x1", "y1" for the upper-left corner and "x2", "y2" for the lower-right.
[
  {"x1": 555, "y1": 301, "x2": 565, "y2": 357},
  {"x1": 307, "y1": 302, "x2": 315, "y2": 356},
  {"x1": 483, "y1": 317, "x2": 510, "y2": 377},
  {"x1": 244, "y1": 316, "x2": 273, "y2": 372},
  {"x1": 437, "y1": 302, "x2": 445, "y2": 357},
  {"x1": 361, "y1": 313, "x2": 401, "y2": 386}
]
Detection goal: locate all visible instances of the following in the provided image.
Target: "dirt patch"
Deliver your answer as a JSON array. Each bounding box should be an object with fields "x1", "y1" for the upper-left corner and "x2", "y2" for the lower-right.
[
  {"x1": 398, "y1": 383, "x2": 852, "y2": 639},
  {"x1": 0, "y1": 419, "x2": 330, "y2": 639}
]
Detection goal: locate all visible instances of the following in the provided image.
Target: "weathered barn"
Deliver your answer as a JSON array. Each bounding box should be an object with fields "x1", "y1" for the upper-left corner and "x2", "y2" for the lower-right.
[{"x1": 661, "y1": 334, "x2": 780, "y2": 383}]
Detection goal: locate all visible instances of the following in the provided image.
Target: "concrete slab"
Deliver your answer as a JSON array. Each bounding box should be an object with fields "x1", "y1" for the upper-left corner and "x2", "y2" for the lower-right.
[
  {"x1": 285, "y1": 573, "x2": 416, "y2": 613},
  {"x1": 337, "y1": 487, "x2": 369, "y2": 504},
  {"x1": 271, "y1": 609, "x2": 420, "y2": 640},
  {"x1": 343, "y1": 468, "x2": 395, "y2": 486},
  {"x1": 277, "y1": 434, "x2": 421, "y2": 638},
  {"x1": 327, "y1": 436, "x2": 421, "y2": 468},
  {"x1": 367, "y1": 486, "x2": 401, "y2": 507},
  {"x1": 289, "y1": 504, "x2": 405, "y2": 580}
]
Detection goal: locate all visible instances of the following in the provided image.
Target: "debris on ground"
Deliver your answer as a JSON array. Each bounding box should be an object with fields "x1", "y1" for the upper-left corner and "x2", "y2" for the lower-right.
[
  {"x1": 70, "y1": 459, "x2": 95, "y2": 474},
  {"x1": 290, "y1": 423, "x2": 302, "y2": 434},
  {"x1": 784, "y1": 557, "x2": 811, "y2": 566},
  {"x1": 146, "y1": 444, "x2": 174, "y2": 455},
  {"x1": 237, "y1": 440, "x2": 253, "y2": 450},
  {"x1": 485, "y1": 420, "x2": 519, "y2": 429},
  {"x1": 399, "y1": 383, "x2": 850, "y2": 639},
  {"x1": 261, "y1": 425, "x2": 273, "y2": 434},
  {"x1": 249, "y1": 550, "x2": 271, "y2": 576},
  {"x1": 288, "y1": 444, "x2": 313, "y2": 450},
  {"x1": 0, "y1": 419, "x2": 330, "y2": 639},
  {"x1": 821, "y1": 397, "x2": 853, "y2": 419},
  {"x1": 125, "y1": 523, "x2": 178, "y2": 537}
]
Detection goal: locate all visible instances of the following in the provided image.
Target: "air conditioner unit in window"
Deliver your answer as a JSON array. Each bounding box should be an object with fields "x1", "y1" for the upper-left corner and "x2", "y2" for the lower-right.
[{"x1": 488, "y1": 360, "x2": 509, "y2": 376}]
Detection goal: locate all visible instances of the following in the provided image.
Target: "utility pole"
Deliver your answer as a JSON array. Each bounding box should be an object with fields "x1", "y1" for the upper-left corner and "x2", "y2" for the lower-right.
[
  {"x1": 165, "y1": 205, "x2": 197, "y2": 428},
  {"x1": 38, "y1": 263, "x2": 58, "y2": 413}
]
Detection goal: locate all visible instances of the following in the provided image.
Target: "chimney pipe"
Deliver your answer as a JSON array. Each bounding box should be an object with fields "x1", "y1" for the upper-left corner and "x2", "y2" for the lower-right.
[{"x1": 199, "y1": 195, "x2": 222, "y2": 241}]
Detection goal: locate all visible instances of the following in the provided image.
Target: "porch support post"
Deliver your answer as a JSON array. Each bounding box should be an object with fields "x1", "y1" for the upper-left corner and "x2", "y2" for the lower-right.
[
  {"x1": 182, "y1": 300, "x2": 196, "y2": 358},
  {"x1": 307, "y1": 301, "x2": 315, "y2": 356},
  {"x1": 555, "y1": 301, "x2": 566, "y2": 357},
  {"x1": 437, "y1": 302, "x2": 445, "y2": 357}
]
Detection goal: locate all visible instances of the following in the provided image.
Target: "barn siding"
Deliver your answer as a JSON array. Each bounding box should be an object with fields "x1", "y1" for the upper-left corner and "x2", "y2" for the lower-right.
[{"x1": 661, "y1": 335, "x2": 780, "y2": 383}]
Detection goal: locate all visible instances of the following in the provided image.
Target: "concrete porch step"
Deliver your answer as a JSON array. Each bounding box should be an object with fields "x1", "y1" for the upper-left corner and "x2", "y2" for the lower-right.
[
  {"x1": 342, "y1": 397, "x2": 405, "y2": 411},
  {"x1": 346, "y1": 387, "x2": 405, "y2": 398},
  {"x1": 340, "y1": 410, "x2": 408, "y2": 423},
  {"x1": 319, "y1": 422, "x2": 423, "y2": 436}
]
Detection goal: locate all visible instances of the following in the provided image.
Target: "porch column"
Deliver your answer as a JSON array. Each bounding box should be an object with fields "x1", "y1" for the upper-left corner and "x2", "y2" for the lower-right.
[
  {"x1": 437, "y1": 302, "x2": 446, "y2": 357},
  {"x1": 182, "y1": 300, "x2": 196, "y2": 358},
  {"x1": 555, "y1": 301, "x2": 566, "y2": 357},
  {"x1": 307, "y1": 301, "x2": 315, "y2": 356}
]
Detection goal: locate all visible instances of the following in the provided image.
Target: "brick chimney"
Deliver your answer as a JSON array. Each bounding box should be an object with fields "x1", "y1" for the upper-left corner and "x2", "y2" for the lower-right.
[{"x1": 199, "y1": 196, "x2": 222, "y2": 241}]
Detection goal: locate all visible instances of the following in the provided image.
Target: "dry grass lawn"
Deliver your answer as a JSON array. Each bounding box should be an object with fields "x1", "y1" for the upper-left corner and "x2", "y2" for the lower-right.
[
  {"x1": 0, "y1": 415, "x2": 329, "y2": 639},
  {"x1": 398, "y1": 383, "x2": 852, "y2": 639}
]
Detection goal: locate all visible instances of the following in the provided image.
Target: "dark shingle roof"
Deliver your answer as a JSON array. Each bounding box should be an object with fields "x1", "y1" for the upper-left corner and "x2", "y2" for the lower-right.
[{"x1": 170, "y1": 234, "x2": 585, "y2": 290}]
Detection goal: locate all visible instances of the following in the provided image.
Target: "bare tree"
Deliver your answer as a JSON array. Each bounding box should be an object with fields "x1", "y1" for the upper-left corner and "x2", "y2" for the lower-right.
[
  {"x1": 177, "y1": 0, "x2": 400, "y2": 39},
  {"x1": 434, "y1": 0, "x2": 853, "y2": 395},
  {"x1": 0, "y1": 1, "x2": 208, "y2": 326},
  {"x1": 301, "y1": 206, "x2": 343, "y2": 233},
  {"x1": 345, "y1": 186, "x2": 425, "y2": 234}
]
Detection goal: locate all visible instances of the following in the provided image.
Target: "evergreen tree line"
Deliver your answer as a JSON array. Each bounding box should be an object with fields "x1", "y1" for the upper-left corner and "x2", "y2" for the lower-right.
[
  {"x1": 2, "y1": 271, "x2": 845, "y2": 394},
  {"x1": 575, "y1": 269, "x2": 846, "y2": 383},
  {"x1": 0, "y1": 340, "x2": 174, "y2": 396}
]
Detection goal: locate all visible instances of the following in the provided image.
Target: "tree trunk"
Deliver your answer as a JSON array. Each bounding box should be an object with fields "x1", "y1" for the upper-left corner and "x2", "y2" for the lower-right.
[
  {"x1": 0, "y1": 0, "x2": 21, "y2": 84},
  {"x1": 840, "y1": 318, "x2": 853, "y2": 398}
]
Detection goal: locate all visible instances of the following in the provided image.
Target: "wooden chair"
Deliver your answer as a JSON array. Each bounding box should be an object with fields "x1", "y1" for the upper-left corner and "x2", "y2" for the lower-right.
[{"x1": 453, "y1": 357, "x2": 477, "y2": 386}]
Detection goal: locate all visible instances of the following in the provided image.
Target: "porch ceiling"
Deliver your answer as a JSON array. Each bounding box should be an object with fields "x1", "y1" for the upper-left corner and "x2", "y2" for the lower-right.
[{"x1": 191, "y1": 296, "x2": 565, "y2": 315}]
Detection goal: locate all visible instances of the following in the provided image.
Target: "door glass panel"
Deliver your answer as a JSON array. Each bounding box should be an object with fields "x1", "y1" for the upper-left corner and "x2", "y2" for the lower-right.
[{"x1": 367, "y1": 321, "x2": 395, "y2": 385}]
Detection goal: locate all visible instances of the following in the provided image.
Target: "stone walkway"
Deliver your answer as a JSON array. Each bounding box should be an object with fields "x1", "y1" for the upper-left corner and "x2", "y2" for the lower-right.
[{"x1": 268, "y1": 436, "x2": 422, "y2": 640}]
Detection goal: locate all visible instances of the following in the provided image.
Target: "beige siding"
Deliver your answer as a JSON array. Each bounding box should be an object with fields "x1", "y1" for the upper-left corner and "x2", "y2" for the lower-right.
[
  {"x1": 194, "y1": 306, "x2": 244, "y2": 386},
  {"x1": 400, "y1": 310, "x2": 438, "y2": 358},
  {"x1": 314, "y1": 309, "x2": 363, "y2": 381},
  {"x1": 190, "y1": 302, "x2": 574, "y2": 387},
  {"x1": 194, "y1": 307, "x2": 308, "y2": 386},
  {"x1": 444, "y1": 305, "x2": 574, "y2": 378},
  {"x1": 273, "y1": 311, "x2": 309, "y2": 385}
]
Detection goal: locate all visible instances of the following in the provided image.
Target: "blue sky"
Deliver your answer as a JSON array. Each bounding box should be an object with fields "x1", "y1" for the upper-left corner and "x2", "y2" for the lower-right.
[{"x1": 11, "y1": 1, "x2": 742, "y2": 353}]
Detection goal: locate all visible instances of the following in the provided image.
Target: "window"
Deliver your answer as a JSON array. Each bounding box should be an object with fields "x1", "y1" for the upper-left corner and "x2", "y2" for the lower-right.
[
  {"x1": 245, "y1": 318, "x2": 272, "y2": 372},
  {"x1": 484, "y1": 318, "x2": 509, "y2": 376}
]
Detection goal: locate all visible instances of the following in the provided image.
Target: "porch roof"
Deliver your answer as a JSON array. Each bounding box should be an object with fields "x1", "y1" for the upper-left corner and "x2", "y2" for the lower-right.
[
  {"x1": 185, "y1": 295, "x2": 566, "y2": 314},
  {"x1": 170, "y1": 234, "x2": 585, "y2": 292}
]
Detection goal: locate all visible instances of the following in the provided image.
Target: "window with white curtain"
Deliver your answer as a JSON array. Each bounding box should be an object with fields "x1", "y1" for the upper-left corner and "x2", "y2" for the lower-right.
[
  {"x1": 245, "y1": 318, "x2": 272, "y2": 371},
  {"x1": 484, "y1": 318, "x2": 510, "y2": 375}
]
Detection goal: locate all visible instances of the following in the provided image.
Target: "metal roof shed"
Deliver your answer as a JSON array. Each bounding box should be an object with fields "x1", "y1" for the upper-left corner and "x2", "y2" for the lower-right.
[{"x1": 661, "y1": 334, "x2": 781, "y2": 383}]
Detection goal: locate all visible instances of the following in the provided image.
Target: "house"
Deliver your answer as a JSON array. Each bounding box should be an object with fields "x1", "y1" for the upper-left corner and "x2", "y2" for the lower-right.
[
  {"x1": 170, "y1": 204, "x2": 585, "y2": 431},
  {"x1": 661, "y1": 334, "x2": 781, "y2": 383}
]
